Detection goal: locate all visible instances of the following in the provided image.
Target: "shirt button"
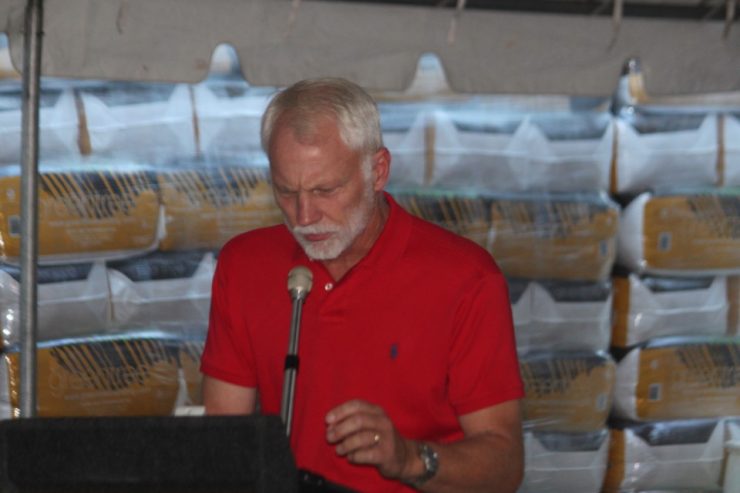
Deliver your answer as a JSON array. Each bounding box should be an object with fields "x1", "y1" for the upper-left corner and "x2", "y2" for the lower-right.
[{"x1": 324, "y1": 282, "x2": 333, "y2": 291}]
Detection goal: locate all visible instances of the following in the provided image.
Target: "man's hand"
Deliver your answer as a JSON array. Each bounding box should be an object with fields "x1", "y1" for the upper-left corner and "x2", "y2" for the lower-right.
[{"x1": 325, "y1": 399, "x2": 419, "y2": 480}]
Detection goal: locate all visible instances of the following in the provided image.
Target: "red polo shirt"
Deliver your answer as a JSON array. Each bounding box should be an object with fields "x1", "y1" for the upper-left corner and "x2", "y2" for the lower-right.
[{"x1": 201, "y1": 193, "x2": 523, "y2": 492}]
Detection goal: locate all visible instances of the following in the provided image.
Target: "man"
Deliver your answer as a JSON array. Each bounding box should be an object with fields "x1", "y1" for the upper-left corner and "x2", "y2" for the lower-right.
[{"x1": 200, "y1": 78, "x2": 524, "y2": 492}]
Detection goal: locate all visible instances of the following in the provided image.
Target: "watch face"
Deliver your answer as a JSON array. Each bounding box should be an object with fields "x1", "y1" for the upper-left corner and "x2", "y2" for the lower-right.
[{"x1": 417, "y1": 443, "x2": 439, "y2": 484}]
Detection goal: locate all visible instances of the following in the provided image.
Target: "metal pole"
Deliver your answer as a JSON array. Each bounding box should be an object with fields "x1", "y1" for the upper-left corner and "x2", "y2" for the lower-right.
[{"x1": 19, "y1": 0, "x2": 44, "y2": 418}]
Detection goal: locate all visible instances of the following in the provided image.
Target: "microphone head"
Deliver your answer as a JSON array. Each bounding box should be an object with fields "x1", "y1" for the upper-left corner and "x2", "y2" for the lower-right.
[{"x1": 287, "y1": 266, "x2": 313, "y2": 300}]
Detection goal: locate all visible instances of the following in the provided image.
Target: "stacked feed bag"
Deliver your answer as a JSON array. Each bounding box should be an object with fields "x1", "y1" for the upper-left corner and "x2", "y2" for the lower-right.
[
  {"x1": 0, "y1": 82, "x2": 81, "y2": 165},
  {"x1": 603, "y1": 418, "x2": 727, "y2": 492},
  {"x1": 392, "y1": 188, "x2": 491, "y2": 249},
  {"x1": 612, "y1": 337, "x2": 740, "y2": 422},
  {"x1": 0, "y1": 262, "x2": 111, "y2": 348},
  {"x1": 189, "y1": 79, "x2": 271, "y2": 161},
  {"x1": 156, "y1": 162, "x2": 283, "y2": 252},
  {"x1": 510, "y1": 279, "x2": 612, "y2": 354},
  {"x1": 488, "y1": 192, "x2": 619, "y2": 281},
  {"x1": 611, "y1": 73, "x2": 727, "y2": 194},
  {"x1": 617, "y1": 189, "x2": 740, "y2": 276},
  {"x1": 106, "y1": 250, "x2": 214, "y2": 332},
  {"x1": 430, "y1": 100, "x2": 613, "y2": 193},
  {"x1": 378, "y1": 101, "x2": 430, "y2": 187},
  {"x1": 520, "y1": 351, "x2": 615, "y2": 433},
  {"x1": 76, "y1": 82, "x2": 197, "y2": 162},
  {"x1": 0, "y1": 163, "x2": 161, "y2": 264},
  {"x1": 611, "y1": 272, "x2": 730, "y2": 349},
  {"x1": 518, "y1": 429, "x2": 609, "y2": 493},
  {"x1": 0, "y1": 331, "x2": 203, "y2": 418}
]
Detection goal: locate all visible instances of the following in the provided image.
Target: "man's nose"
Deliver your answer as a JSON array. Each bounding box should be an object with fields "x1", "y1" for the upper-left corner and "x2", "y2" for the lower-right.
[{"x1": 296, "y1": 192, "x2": 320, "y2": 226}]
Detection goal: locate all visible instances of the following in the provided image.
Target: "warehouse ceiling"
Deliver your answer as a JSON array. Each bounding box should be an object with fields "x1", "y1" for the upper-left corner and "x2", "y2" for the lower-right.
[{"x1": 0, "y1": 0, "x2": 738, "y2": 96}]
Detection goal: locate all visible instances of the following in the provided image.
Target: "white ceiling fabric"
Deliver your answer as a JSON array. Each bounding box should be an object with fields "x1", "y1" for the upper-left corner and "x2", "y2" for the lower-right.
[{"x1": 1, "y1": 0, "x2": 738, "y2": 95}]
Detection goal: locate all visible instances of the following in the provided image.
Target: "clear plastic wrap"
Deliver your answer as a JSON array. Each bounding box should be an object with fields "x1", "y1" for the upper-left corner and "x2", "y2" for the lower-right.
[
  {"x1": 0, "y1": 331, "x2": 197, "y2": 417},
  {"x1": 518, "y1": 428, "x2": 609, "y2": 493},
  {"x1": 106, "y1": 250, "x2": 214, "y2": 331},
  {"x1": 511, "y1": 279, "x2": 612, "y2": 353},
  {"x1": 189, "y1": 79, "x2": 271, "y2": 161},
  {"x1": 77, "y1": 82, "x2": 196, "y2": 162},
  {"x1": 431, "y1": 103, "x2": 613, "y2": 193},
  {"x1": 393, "y1": 189, "x2": 620, "y2": 281},
  {"x1": 378, "y1": 102, "x2": 430, "y2": 187},
  {"x1": 613, "y1": 336, "x2": 740, "y2": 421},
  {"x1": 0, "y1": 82, "x2": 81, "y2": 165},
  {"x1": 0, "y1": 261, "x2": 111, "y2": 348},
  {"x1": 391, "y1": 188, "x2": 491, "y2": 249},
  {"x1": 617, "y1": 189, "x2": 740, "y2": 276},
  {"x1": 611, "y1": 274, "x2": 729, "y2": 348},
  {"x1": 488, "y1": 192, "x2": 619, "y2": 280},
  {"x1": 0, "y1": 162, "x2": 161, "y2": 264},
  {"x1": 723, "y1": 113, "x2": 740, "y2": 188},
  {"x1": 603, "y1": 418, "x2": 725, "y2": 492},
  {"x1": 613, "y1": 110, "x2": 720, "y2": 193},
  {"x1": 156, "y1": 162, "x2": 283, "y2": 251},
  {"x1": 520, "y1": 350, "x2": 615, "y2": 432}
]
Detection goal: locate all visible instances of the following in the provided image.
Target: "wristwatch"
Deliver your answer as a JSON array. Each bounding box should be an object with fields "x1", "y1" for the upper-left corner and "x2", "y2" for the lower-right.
[{"x1": 409, "y1": 442, "x2": 439, "y2": 487}]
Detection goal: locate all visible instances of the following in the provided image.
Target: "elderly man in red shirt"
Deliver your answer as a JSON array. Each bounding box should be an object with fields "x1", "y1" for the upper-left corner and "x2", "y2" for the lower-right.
[{"x1": 200, "y1": 77, "x2": 524, "y2": 493}]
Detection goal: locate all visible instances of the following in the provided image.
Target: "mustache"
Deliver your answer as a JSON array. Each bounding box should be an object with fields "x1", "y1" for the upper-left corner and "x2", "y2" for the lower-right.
[{"x1": 291, "y1": 224, "x2": 340, "y2": 235}]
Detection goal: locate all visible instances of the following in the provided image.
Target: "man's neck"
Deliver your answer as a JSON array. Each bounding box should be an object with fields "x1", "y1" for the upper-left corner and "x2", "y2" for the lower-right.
[{"x1": 321, "y1": 194, "x2": 390, "y2": 282}]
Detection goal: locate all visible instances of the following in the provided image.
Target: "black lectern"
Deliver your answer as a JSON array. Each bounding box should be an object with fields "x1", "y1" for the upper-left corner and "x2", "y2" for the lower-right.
[{"x1": 0, "y1": 415, "x2": 297, "y2": 493}]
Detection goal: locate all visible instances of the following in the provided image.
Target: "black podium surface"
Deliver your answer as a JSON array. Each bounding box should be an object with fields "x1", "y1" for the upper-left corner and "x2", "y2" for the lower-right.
[{"x1": 0, "y1": 414, "x2": 298, "y2": 493}]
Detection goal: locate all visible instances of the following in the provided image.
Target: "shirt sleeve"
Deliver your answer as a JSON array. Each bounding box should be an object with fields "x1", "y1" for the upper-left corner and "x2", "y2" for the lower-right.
[{"x1": 447, "y1": 268, "x2": 524, "y2": 416}]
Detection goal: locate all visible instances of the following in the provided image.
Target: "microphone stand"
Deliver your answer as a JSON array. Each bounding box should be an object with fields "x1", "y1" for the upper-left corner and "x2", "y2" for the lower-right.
[
  {"x1": 281, "y1": 291, "x2": 306, "y2": 438},
  {"x1": 281, "y1": 266, "x2": 312, "y2": 438}
]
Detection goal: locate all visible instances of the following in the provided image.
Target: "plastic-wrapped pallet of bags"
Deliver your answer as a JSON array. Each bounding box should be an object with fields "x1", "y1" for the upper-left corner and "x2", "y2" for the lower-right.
[
  {"x1": 612, "y1": 336, "x2": 740, "y2": 421},
  {"x1": 0, "y1": 331, "x2": 187, "y2": 418},
  {"x1": 0, "y1": 163, "x2": 160, "y2": 264},
  {"x1": 157, "y1": 162, "x2": 284, "y2": 251},
  {"x1": 515, "y1": 280, "x2": 612, "y2": 353},
  {"x1": 392, "y1": 188, "x2": 491, "y2": 249},
  {"x1": 107, "y1": 250, "x2": 214, "y2": 331},
  {"x1": 518, "y1": 428, "x2": 609, "y2": 493},
  {"x1": 489, "y1": 192, "x2": 619, "y2": 280},
  {"x1": 430, "y1": 99, "x2": 613, "y2": 193},
  {"x1": 0, "y1": 262, "x2": 110, "y2": 348},
  {"x1": 617, "y1": 189, "x2": 740, "y2": 276},
  {"x1": 520, "y1": 350, "x2": 615, "y2": 432},
  {"x1": 77, "y1": 82, "x2": 197, "y2": 162},
  {"x1": 189, "y1": 79, "x2": 270, "y2": 161},
  {"x1": 603, "y1": 418, "x2": 726, "y2": 493},
  {"x1": 611, "y1": 272, "x2": 729, "y2": 349}
]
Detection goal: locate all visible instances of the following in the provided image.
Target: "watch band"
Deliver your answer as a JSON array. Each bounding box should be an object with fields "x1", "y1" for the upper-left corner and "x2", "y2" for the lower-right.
[{"x1": 409, "y1": 442, "x2": 439, "y2": 487}]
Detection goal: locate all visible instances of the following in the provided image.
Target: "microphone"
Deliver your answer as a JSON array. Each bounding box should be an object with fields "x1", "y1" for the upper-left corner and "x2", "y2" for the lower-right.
[
  {"x1": 287, "y1": 265, "x2": 313, "y2": 301},
  {"x1": 281, "y1": 266, "x2": 313, "y2": 437}
]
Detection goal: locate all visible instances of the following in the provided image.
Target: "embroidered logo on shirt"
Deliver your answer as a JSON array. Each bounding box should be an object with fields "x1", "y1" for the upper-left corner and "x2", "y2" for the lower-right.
[{"x1": 390, "y1": 343, "x2": 399, "y2": 360}]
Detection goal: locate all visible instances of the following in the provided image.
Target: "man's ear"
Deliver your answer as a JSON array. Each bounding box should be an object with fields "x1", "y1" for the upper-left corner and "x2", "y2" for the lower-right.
[{"x1": 372, "y1": 147, "x2": 391, "y2": 192}]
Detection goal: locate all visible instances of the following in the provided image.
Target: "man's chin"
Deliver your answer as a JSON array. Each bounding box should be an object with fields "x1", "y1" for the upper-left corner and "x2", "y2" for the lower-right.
[{"x1": 295, "y1": 237, "x2": 342, "y2": 261}]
